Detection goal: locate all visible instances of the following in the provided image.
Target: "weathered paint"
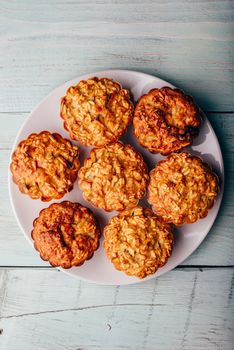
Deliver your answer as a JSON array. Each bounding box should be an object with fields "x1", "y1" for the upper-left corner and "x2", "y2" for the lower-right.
[
  {"x1": 0, "y1": 268, "x2": 233, "y2": 350},
  {"x1": 0, "y1": 1, "x2": 233, "y2": 349}
]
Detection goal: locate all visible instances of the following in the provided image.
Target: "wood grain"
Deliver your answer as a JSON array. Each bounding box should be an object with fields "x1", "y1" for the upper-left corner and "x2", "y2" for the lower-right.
[
  {"x1": 1, "y1": 113, "x2": 233, "y2": 267},
  {"x1": 0, "y1": 2, "x2": 233, "y2": 349},
  {"x1": 0, "y1": 268, "x2": 233, "y2": 350},
  {"x1": 0, "y1": 1, "x2": 233, "y2": 112}
]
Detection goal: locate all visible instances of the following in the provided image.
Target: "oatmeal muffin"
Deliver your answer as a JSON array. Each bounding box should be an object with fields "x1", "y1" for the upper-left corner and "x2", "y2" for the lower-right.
[
  {"x1": 32, "y1": 201, "x2": 100, "y2": 268},
  {"x1": 10, "y1": 131, "x2": 80, "y2": 201},
  {"x1": 103, "y1": 206, "x2": 173, "y2": 278},
  {"x1": 60, "y1": 77, "x2": 133, "y2": 147},
  {"x1": 148, "y1": 152, "x2": 219, "y2": 225},
  {"x1": 79, "y1": 142, "x2": 148, "y2": 211},
  {"x1": 133, "y1": 87, "x2": 201, "y2": 155}
]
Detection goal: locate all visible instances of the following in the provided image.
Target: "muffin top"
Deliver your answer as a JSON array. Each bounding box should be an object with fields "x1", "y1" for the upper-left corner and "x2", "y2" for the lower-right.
[
  {"x1": 148, "y1": 152, "x2": 219, "y2": 225},
  {"x1": 133, "y1": 87, "x2": 201, "y2": 155},
  {"x1": 79, "y1": 142, "x2": 148, "y2": 212},
  {"x1": 32, "y1": 201, "x2": 100, "y2": 268},
  {"x1": 103, "y1": 206, "x2": 173, "y2": 278},
  {"x1": 60, "y1": 77, "x2": 133, "y2": 147},
  {"x1": 10, "y1": 131, "x2": 80, "y2": 201}
]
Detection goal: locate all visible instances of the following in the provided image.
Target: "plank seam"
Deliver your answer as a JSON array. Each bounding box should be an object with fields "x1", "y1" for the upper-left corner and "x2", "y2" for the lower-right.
[{"x1": 0, "y1": 265, "x2": 233, "y2": 269}]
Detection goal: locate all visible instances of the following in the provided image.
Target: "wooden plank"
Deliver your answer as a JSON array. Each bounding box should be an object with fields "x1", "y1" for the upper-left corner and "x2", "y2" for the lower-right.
[
  {"x1": 0, "y1": 1, "x2": 233, "y2": 112},
  {"x1": 0, "y1": 113, "x2": 26, "y2": 149},
  {"x1": 1, "y1": 113, "x2": 233, "y2": 267},
  {"x1": 2, "y1": 0, "x2": 233, "y2": 23},
  {"x1": 0, "y1": 268, "x2": 233, "y2": 349},
  {"x1": 1, "y1": 2, "x2": 233, "y2": 349}
]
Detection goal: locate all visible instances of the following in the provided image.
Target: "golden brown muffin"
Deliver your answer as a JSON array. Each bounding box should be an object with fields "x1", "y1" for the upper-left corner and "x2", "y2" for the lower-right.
[
  {"x1": 148, "y1": 152, "x2": 219, "y2": 225},
  {"x1": 133, "y1": 87, "x2": 201, "y2": 155},
  {"x1": 32, "y1": 201, "x2": 100, "y2": 268},
  {"x1": 103, "y1": 206, "x2": 173, "y2": 278},
  {"x1": 79, "y1": 142, "x2": 148, "y2": 212},
  {"x1": 60, "y1": 77, "x2": 133, "y2": 147},
  {"x1": 10, "y1": 131, "x2": 80, "y2": 201}
]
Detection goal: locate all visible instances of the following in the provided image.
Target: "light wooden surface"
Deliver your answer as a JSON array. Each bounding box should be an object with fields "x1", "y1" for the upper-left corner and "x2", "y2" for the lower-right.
[
  {"x1": 0, "y1": 1, "x2": 234, "y2": 349},
  {"x1": 0, "y1": 268, "x2": 233, "y2": 350}
]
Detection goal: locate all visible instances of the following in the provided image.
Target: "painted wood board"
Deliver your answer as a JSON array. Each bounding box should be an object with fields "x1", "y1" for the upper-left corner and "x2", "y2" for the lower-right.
[
  {"x1": 2, "y1": 0, "x2": 233, "y2": 23},
  {"x1": 0, "y1": 267, "x2": 233, "y2": 350},
  {"x1": 0, "y1": 1, "x2": 233, "y2": 349},
  {"x1": 0, "y1": 1, "x2": 233, "y2": 112},
  {"x1": 1, "y1": 113, "x2": 233, "y2": 267}
]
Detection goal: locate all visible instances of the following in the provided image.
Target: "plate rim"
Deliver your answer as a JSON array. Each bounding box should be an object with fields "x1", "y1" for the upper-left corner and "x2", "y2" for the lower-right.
[{"x1": 8, "y1": 69, "x2": 224, "y2": 285}]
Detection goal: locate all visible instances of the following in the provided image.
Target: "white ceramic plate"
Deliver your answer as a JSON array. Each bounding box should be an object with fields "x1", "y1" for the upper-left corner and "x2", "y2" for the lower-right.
[{"x1": 8, "y1": 70, "x2": 224, "y2": 285}]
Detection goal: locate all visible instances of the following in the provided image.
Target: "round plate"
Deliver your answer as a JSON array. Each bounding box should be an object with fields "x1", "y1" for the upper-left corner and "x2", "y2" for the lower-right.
[{"x1": 8, "y1": 70, "x2": 224, "y2": 285}]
